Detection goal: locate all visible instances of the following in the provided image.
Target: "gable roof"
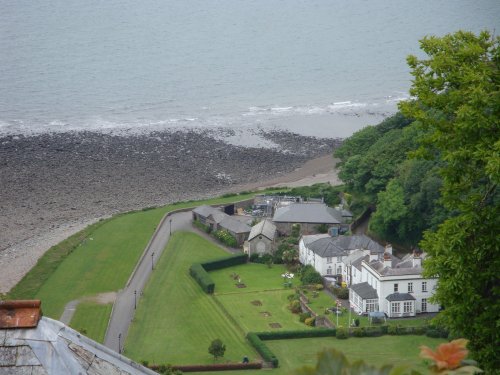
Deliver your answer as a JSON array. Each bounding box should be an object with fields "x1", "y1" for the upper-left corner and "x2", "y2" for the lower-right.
[
  {"x1": 350, "y1": 282, "x2": 378, "y2": 299},
  {"x1": 249, "y1": 220, "x2": 277, "y2": 241},
  {"x1": 273, "y1": 203, "x2": 343, "y2": 224},
  {"x1": 193, "y1": 205, "x2": 219, "y2": 217},
  {"x1": 366, "y1": 253, "x2": 426, "y2": 276}
]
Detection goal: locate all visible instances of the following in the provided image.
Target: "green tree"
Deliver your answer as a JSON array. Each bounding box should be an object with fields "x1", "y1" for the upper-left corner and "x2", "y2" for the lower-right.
[
  {"x1": 400, "y1": 30, "x2": 500, "y2": 372},
  {"x1": 208, "y1": 338, "x2": 226, "y2": 361}
]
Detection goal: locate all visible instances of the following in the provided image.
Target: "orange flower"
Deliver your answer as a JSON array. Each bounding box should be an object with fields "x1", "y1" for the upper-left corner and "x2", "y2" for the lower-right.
[{"x1": 420, "y1": 339, "x2": 469, "y2": 370}]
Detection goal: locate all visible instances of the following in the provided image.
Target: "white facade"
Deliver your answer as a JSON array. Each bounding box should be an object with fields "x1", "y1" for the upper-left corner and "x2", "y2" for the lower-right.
[
  {"x1": 350, "y1": 251, "x2": 440, "y2": 317},
  {"x1": 299, "y1": 235, "x2": 345, "y2": 277}
]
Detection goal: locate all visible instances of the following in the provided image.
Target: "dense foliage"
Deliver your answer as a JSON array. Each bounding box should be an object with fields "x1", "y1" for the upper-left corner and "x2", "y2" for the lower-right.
[
  {"x1": 300, "y1": 265, "x2": 323, "y2": 285},
  {"x1": 275, "y1": 183, "x2": 342, "y2": 206},
  {"x1": 336, "y1": 30, "x2": 499, "y2": 372},
  {"x1": 400, "y1": 30, "x2": 500, "y2": 373}
]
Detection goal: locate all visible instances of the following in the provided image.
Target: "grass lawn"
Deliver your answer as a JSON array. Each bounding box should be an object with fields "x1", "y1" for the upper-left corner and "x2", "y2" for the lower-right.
[
  {"x1": 9, "y1": 190, "x2": 280, "y2": 321},
  {"x1": 124, "y1": 231, "x2": 257, "y2": 365},
  {"x1": 266, "y1": 335, "x2": 446, "y2": 374},
  {"x1": 69, "y1": 302, "x2": 113, "y2": 343}
]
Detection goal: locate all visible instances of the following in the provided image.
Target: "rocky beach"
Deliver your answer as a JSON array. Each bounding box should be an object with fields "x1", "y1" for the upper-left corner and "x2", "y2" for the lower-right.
[{"x1": 0, "y1": 128, "x2": 341, "y2": 292}]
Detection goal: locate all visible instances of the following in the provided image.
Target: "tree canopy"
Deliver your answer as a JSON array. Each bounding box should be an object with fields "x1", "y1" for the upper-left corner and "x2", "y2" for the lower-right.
[{"x1": 400, "y1": 30, "x2": 499, "y2": 373}]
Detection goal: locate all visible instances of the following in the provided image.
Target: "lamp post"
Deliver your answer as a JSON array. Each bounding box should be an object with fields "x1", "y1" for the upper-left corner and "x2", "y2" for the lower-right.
[
  {"x1": 151, "y1": 252, "x2": 155, "y2": 271},
  {"x1": 134, "y1": 290, "x2": 137, "y2": 310},
  {"x1": 118, "y1": 333, "x2": 121, "y2": 354},
  {"x1": 169, "y1": 218, "x2": 172, "y2": 235}
]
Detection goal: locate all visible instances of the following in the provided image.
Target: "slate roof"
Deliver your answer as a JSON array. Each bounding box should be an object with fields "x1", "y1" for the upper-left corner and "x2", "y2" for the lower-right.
[
  {"x1": 303, "y1": 234, "x2": 384, "y2": 259},
  {"x1": 193, "y1": 205, "x2": 219, "y2": 217},
  {"x1": 386, "y1": 293, "x2": 416, "y2": 301},
  {"x1": 248, "y1": 219, "x2": 277, "y2": 241},
  {"x1": 366, "y1": 253, "x2": 425, "y2": 276},
  {"x1": 342, "y1": 249, "x2": 369, "y2": 266},
  {"x1": 0, "y1": 316, "x2": 155, "y2": 375},
  {"x1": 219, "y1": 217, "x2": 251, "y2": 234},
  {"x1": 273, "y1": 203, "x2": 343, "y2": 224},
  {"x1": 350, "y1": 282, "x2": 378, "y2": 299}
]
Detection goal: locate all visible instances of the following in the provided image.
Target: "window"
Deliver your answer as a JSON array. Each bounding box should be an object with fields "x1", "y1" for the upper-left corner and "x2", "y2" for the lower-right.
[
  {"x1": 408, "y1": 282, "x2": 413, "y2": 293},
  {"x1": 327, "y1": 268, "x2": 332, "y2": 275},
  {"x1": 337, "y1": 256, "x2": 342, "y2": 262},
  {"x1": 337, "y1": 266, "x2": 342, "y2": 274},
  {"x1": 326, "y1": 257, "x2": 332, "y2": 264},
  {"x1": 394, "y1": 283, "x2": 399, "y2": 292},
  {"x1": 391, "y1": 302, "x2": 400, "y2": 315},
  {"x1": 403, "y1": 301, "x2": 412, "y2": 314},
  {"x1": 422, "y1": 281, "x2": 427, "y2": 292},
  {"x1": 366, "y1": 300, "x2": 376, "y2": 313},
  {"x1": 421, "y1": 298, "x2": 427, "y2": 312}
]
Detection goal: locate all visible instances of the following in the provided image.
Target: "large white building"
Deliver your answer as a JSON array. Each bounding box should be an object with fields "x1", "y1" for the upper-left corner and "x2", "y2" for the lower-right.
[
  {"x1": 349, "y1": 247, "x2": 440, "y2": 318},
  {"x1": 299, "y1": 234, "x2": 385, "y2": 278}
]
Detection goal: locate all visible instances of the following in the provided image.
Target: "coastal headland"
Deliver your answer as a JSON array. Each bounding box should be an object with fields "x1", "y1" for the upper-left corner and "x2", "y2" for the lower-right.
[{"x1": 0, "y1": 128, "x2": 341, "y2": 292}]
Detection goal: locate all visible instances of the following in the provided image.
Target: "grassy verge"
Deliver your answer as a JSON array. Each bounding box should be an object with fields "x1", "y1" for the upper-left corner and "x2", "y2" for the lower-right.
[
  {"x1": 266, "y1": 335, "x2": 446, "y2": 374},
  {"x1": 7, "y1": 189, "x2": 283, "y2": 319},
  {"x1": 69, "y1": 302, "x2": 113, "y2": 343},
  {"x1": 124, "y1": 231, "x2": 256, "y2": 365}
]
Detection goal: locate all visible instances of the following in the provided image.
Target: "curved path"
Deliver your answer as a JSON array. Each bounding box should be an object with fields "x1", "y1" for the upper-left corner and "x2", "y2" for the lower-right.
[{"x1": 103, "y1": 210, "x2": 193, "y2": 352}]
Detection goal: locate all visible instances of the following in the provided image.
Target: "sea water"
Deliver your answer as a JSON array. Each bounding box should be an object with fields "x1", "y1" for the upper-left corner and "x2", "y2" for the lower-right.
[{"x1": 0, "y1": 0, "x2": 498, "y2": 139}]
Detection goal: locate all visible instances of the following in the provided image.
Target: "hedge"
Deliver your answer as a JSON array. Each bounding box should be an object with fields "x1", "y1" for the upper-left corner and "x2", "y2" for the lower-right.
[
  {"x1": 171, "y1": 362, "x2": 262, "y2": 372},
  {"x1": 189, "y1": 263, "x2": 215, "y2": 294},
  {"x1": 256, "y1": 328, "x2": 336, "y2": 341},
  {"x1": 201, "y1": 253, "x2": 248, "y2": 271},
  {"x1": 246, "y1": 333, "x2": 279, "y2": 368},
  {"x1": 189, "y1": 254, "x2": 248, "y2": 294}
]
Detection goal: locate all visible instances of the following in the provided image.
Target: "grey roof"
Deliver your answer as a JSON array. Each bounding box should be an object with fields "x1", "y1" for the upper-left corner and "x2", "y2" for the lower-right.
[
  {"x1": 386, "y1": 293, "x2": 416, "y2": 301},
  {"x1": 249, "y1": 219, "x2": 277, "y2": 241},
  {"x1": 304, "y1": 234, "x2": 384, "y2": 259},
  {"x1": 350, "y1": 282, "x2": 378, "y2": 299},
  {"x1": 193, "y1": 204, "x2": 220, "y2": 217},
  {"x1": 273, "y1": 203, "x2": 343, "y2": 224},
  {"x1": 342, "y1": 249, "x2": 368, "y2": 265},
  {"x1": 367, "y1": 253, "x2": 426, "y2": 276},
  {"x1": 300, "y1": 233, "x2": 330, "y2": 246},
  {"x1": 341, "y1": 209, "x2": 353, "y2": 217},
  {"x1": 0, "y1": 316, "x2": 155, "y2": 375},
  {"x1": 219, "y1": 217, "x2": 251, "y2": 234}
]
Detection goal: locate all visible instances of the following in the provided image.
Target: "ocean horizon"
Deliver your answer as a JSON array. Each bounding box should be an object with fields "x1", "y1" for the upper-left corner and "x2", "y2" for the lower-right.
[{"x1": 1, "y1": 0, "x2": 499, "y2": 139}]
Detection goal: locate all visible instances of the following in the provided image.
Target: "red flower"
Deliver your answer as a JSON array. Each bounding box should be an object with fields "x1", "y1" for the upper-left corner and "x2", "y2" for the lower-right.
[{"x1": 420, "y1": 339, "x2": 469, "y2": 370}]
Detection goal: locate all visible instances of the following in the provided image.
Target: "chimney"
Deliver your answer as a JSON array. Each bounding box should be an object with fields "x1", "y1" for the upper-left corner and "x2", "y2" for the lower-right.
[
  {"x1": 383, "y1": 252, "x2": 392, "y2": 268},
  {"x1": 369, "y1": 251, "x2": 378, "y2": 262},
  {"x1": 0, "y1": 300, "x2": 42, "y2": 329},
  {"x1": 385, "y1": 244, "x2": 393, "y2": 255},
  {"x1": 412, "y1": 249, "x2": 422, "y2": 268}
]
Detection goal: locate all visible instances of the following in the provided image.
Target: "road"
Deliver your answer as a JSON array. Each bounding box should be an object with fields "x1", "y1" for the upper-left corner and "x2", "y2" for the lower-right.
[{"x1": 103, "y1": 210, "x2": 193, "y2": 352}]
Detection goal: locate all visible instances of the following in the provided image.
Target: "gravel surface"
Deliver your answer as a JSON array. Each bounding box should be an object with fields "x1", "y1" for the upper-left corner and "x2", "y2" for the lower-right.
[{"x1": 0, "y1": 128, "x2": 341, "y2": 292}]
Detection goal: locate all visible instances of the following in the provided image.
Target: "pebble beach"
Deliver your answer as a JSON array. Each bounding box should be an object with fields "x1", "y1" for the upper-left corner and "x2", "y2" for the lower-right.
[{"x1": 0, "y1": 128, "x2": 342, "y2": 292}]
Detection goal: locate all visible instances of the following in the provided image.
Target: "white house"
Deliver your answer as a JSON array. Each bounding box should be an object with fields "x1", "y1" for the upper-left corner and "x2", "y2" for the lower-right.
[
  {"x1": 299, "y1": 234, "x2": 385, "y2": 278},
  {"x1": 349, "y1": 246, "x2": 440, "y2": 318}
]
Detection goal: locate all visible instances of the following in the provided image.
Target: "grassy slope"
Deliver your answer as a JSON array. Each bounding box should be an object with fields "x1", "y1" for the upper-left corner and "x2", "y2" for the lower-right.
[
  {"x1": 8, "y1": 191, "x2": 273, "y2": 319},
  {"x1": 124, "y1": 231, "x2": 256, "y2": 365},
  {"x1": 69, "y1": 302, "x2": 113, "y2": 343}
]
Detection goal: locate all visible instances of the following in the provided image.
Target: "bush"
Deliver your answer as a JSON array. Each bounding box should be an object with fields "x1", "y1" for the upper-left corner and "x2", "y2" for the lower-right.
[
  {"x1": 352, "y1": 327, "x2": 366, "y2": 337},
  {"x1": 193, "y1": 219, "x2": 211, "y2": 233},
  {"x1": 214, "y1": 230, "x2": 238, "y2": 247},
  {"x1": 364, "y1": 326, "x2": 383, "y2": 337},
  {"x1": 300, "y1": 265, "x2": 323, "y2": 285},
  {"x1": 426, "y1": 328, "x2": 441, "y2": 338},
  {"x1": 201, "y1": 254, "x2": 247, "y2": 271},
  {"x1": 246, "y1": 333, "x2": 278, "y2": 368},
  {"x1": 299, "y1": 312, "x2": 311, "y2": 323},
  {"x1": 332, "y1": 287, "x2": 349, "y2": 299},
  {"x1": 289, "y1": 300, "x2": 301, "y2": 314},
  {"x1": 336, "y1": 328, "x2": 349, "y2": 339},
  {"x1": 189, "y1": 263, "x2": 215, "y2": 294},
  {"x1": 354, "y1": 318, "x2": 360, "y2": 327},
  {"x1": 304, "y1": 317, "x2": 316, "y2": 327},
  {"x1": 255, "y1": 329, "x2": 336, "y2": 340},
  {"x1": 249, "y1": 253, "x2": 273, "y2": 264},
  {"x1": 314, "y1": 283, "x2": 324, "y2": 291}
]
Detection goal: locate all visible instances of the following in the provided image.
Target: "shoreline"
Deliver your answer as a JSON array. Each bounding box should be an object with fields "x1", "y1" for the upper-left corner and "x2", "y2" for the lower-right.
[{"x1": 0, "y1": 129, "x2": 342, "y2": 293}]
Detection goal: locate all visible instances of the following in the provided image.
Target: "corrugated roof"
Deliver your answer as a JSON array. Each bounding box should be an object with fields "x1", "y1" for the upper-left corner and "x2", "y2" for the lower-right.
[
  {"x1": 273, "y1": 203, "x2": 343, "y2": 224},
  {"x1": 386, "y1": 293, "x2": 416, "y2": 301},
  {"x1": 350, "y1": 282, "x2": 378, "y2": 299},
  {"x1": 0, "y1": 300, "x2": 42, "y2": 329},
  {"x1": 248, "y1": 220, "x2": 277, "y2": 241}
]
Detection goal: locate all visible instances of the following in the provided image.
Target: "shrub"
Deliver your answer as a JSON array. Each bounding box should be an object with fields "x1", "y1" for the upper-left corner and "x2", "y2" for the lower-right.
[
  {"x1": 426, "y1": 329, "x2": 441, "y2": 338},
  {"x1": 336, "y1": 328, "x2": 349, "y2": 339},
  {"x1": 256, "y1": 329, "x2": 336, "y2": 340},
  {"x1": 364, "y1": 326, "x2": 383, "y2": 337},
  {"x1": 387, "y1": 325, "x2": 399, "y2": 335},
  {"x1": 304, "y1": 317, "x2": 316, "y2": 327},
  {"x1": 354, "y1": 318, "x2": 360, "y2": 327},
  {"x1": 249, "y1": 253, "x2": 273, "y2": 264},
  {"x1": 300, "y1": 265, "x2": 323, "y2": 285},
  {"x1": 213, "y1": 229, "x2": 238, "y2": 247},
  {"x1": 299, "y1": 312, "x2": 311, "y2": 323},
  {"x1": 314, "y1": 283, "x2": 324, "y2": 291},
  {"x1": 201, "y1": 254, "x2": 247, "y2": 271},
  {"x1": 352, "y1": 327, "x2": 366, "y2": 337},
  {"x1": 193, "y1": 219, "x2": 211, "y2": 233},
  {"x1": 289, "y1": 300, "x2": 301, "y2": 314},
  {"x1": 189, "y1": 263, "x2": 215, "y2": 294},
  {"x1": 332, "y1": 287, "x2": 349, "y2": 299}
]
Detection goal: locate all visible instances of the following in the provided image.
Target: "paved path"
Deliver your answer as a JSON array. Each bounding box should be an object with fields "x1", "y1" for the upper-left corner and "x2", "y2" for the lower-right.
[{"x1": 103, "y1": 210, "x2": 193, "y2": 352}]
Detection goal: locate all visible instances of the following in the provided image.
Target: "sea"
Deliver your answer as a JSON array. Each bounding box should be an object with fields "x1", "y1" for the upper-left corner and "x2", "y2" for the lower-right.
[{"x1": 0, "y1": 0, "x2": 498, "y2": 140}]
